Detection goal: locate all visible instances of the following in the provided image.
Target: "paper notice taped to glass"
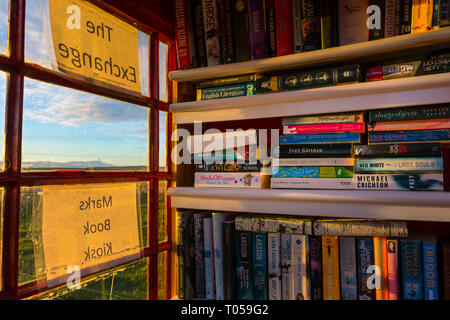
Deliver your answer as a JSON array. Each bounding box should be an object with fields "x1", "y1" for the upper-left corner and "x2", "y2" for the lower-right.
[{"x1": 42, "y1": 183, "x2": 141, "y2": 288}]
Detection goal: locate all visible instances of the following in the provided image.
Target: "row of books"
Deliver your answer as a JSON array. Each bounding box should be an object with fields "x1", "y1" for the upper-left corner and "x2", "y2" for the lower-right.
[
  {"x1": 175, "y1": 0, "x2": 450, "y2": 69},
  {"x1": 177, "y1": 211, "x2": 450, "y2": 300},
  {"x1": 195, "y1": 49, "x2": 449, "y2": 100}
]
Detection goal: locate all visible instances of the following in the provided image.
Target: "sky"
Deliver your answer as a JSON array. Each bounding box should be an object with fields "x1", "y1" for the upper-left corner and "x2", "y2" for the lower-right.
[{"x1": 0, "y1": 0, "x2": 169, "y2": 170}]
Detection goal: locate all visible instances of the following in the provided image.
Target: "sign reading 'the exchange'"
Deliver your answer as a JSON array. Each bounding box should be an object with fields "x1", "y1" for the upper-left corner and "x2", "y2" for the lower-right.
[
  {"x1": 42, "y1": 183, "x2": 141, "y2": 288},
  {"x1": 48, "y1": 0, "x2": 141, "y2": 93}
]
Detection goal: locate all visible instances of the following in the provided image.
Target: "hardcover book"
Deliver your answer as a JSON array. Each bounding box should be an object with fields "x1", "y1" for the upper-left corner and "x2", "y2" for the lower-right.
[
  {"x1": 309, "y1": 236, "x2": 323, "y2": 300},
  {"x1": 268, "y1": 233, "x2": 282, "y2": 300},
  {"x1": 356, "y1": 237, "x2": 376, "y2": 300},
  {"x1": 322, "y1": 236, "x2": 340, "y2": 300},
  {"x1": 400, "y1": 239, "x2": 424, "y2": 300},
  {"x1": 339, "y1": 237, "x2": 358, "y2": 300},
  {"x1": 252, "y1": 232, "x2": 268, "y2": 299}
]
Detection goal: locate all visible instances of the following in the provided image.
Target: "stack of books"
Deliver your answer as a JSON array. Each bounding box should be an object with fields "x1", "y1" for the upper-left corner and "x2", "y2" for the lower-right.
[
  {"x1": 356, "y1": 103, "x2": 450, "y2": 191},
  {"x1": 271, "y1": 111, "x2": 366, "y2": 190}
]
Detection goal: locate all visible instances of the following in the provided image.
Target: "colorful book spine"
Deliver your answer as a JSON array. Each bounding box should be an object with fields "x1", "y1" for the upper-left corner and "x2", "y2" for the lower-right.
[
  {"x1": 280, "y1": 132, "x2": 361, "y2": 144},
  {"x1": 196, "y1": 162, "x2": 262, "y2": 172},
  {"x1": 322, "y1": 236, "x2": 340, "y2": 300},
  {"x1": 354, "y1": 143, "x2": 442, "y2": 158},
  {"x1": 338, "y1": 0, "x2": 370, "y2": 45},
  {"x1": 284, "y1": 122, "x2": 366, "y2": 134},
  {"x1": 233, "y1": 0, "x2": 251, "y2": 62},
  {"x1": 369, "y1": 0, "x2": 386, "y2": 40},
  {"x1": 339, "y1": 237, "x2": 358, "y2": 300},
  {"x1": 440, "y1": 0, "x2": 450, "y2": 27},
  {"x1": 235, "y1": 214, "x2": 313, "y2": 235},
  {"x1": 356, "y1": 237, "x2": 376, "y2": 300},
  {"x1": 248, "y1": 0, "x2": 267, "y2": 60},
  {"x1": 369, "y1": 118, "x2": 450, "y2": 132},
  {"x1": 252, "y1": 232, "x2": 268, "y2": 299},
  {"x1": 202, "y1": 0, "x2": 222, "y2": 66},
  {"x1": 212, "y1": 213, "x2": 225, "y2": 300},
  {"x1": 265, "y1": 0, "x2": 278, "y2": 57},
  {"x1": 283, "y1": 112, "x2": 365, "y2": 126},
  {"x1": 193, "y1": 213, "x2": 206, "y2": 299},
  {"x1": 203, "y1": 217, "x2": 216, "y2": 299},
  {"x1": 369, "y1": 104, "x2": 450, "y2": 122},
  {"x1": 411, "y1": 0, "x2": 434, "y2": 33},
  {"x1": 400, "y1": 240, "x2": 424, "y2": 300},
  {"x1": 275, "y1": 0, "x2": 294, "y2": 56},
  {"x1": 268, "y1": 233, "x2": 282, "y2": 300},
  {"x1": 292, "y1": 0, "x2": 303, "y2": 53},
  {"x1": 193, "y1": 0, "x2": 208, "y2": 67},
  {"x1": 223, "y1": 220, "x2": 236, "y2": 300},
  {"x1": 313, "y1": 219, "x2": 408, "y2": 237},
  {"x1": 354, "y1": 173, "x2": 444, "y2": 191},
  {"x1": 422, "y1": 240, "x2": 439, "y2": 300},
  {"x1": 184, "y1": 212, "x2": 196, "y2": 299},
  {"x1": 271, "y1": 177, "x2": 355, "y2": 189},
  {"x1": 320, "y1": 0, "x2": 337, "y2": 49},
  {"x1": 273, "y1": 158, "x2": 355, "y2": 166},
  {"x1": 301, "y1": 0, "x2": 322, "y2": 51},
  {"x1": 373, "y1": 237, "x2": 389, "y2": 300},
  {"x1": 195, "y1": 172, "x2": 263, "y2": 188},
  {"x1": 355, "y1": 157, "x2": 443, "y2": 173},
  {"x1": 272, "y1": 166, "x2": 354, "y2": 178},
  {"x1": 368, "y1": 129, "x2": 450, "y2": 144},
  {"x1": 292, "y1": 235, "x2": 311, "y2": 300},
  {"x1": 175, "y1": 0, "x2": 195, "y2": 68},
  {"x1": 401, "y1": 0, "x2": 413, "y2": 34},
  {"x1": 385, "y1": 0, "x2": 396, "y2": 37},
  {"x1": 309, "y1": 236, "x2": 323, "y2": 300},
  {"x1": 281, "y1": 233, "x2": 294, "y2": 300},
  {"x1": 197, "y1": 82, "x2": 256, "y2": 100},
  {"x1": 235, "y1": 230, "x2": 253, "y2": 300},
  {"x1": 274, "y1": 144, "x2": 354, "y2": 158},
  {"x1": 386, "y1": 239, "x2": 399, "y2": 300}
]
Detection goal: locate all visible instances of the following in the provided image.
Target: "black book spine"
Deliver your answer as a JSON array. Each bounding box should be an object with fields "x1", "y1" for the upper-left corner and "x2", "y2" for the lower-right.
[
  {"x1": 233, "y1": 0, "x2": 252, "y2": 62},
  {"x1": 369, "y1": 0, "x2": 386, "y2": 40},
  {"x1": 217, "y1": 0, "x2": 229, "y2": 64},
  {"x1": 440, "y1": 0, "x2": 450, "y2": 27},
  {"x1": 400, "y1": 0, "x2": 412, "y2": 34},
  {"x1": 223, "y1": 221, "x2": 236, "y2": 300},
  {"x1": 354, "y1": 143, "x2": 442, "y2": 158},
  {"x1": 235, "y1": 230, "x2": 253, "y2": 300},
  {"x1": 394, "y1": 0, "x2": 402, "y2": 35},
  {"x1": 177, "y1": 211, "x2": 186, "y2": 300},
  {"x1": 193, "y1": 213, "x2": 206, "y2": 299},
  {"x1": 193, "y1": 0, "x2": 208, "y2": 67},
  {"x1": 224, "y1": 0, "x2": 237, "y2": 63},
  {"x1": 184, "y1": 213, "x2": 196, "y2": 299},
  {"x1": 265, "y1": 0, "x2": 277, "y2": 57}
]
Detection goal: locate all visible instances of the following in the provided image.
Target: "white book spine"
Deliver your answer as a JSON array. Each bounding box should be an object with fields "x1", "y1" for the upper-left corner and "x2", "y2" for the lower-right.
[
  {"x1": 195, "y1": 172, "x2": 263, "y2": 188},
  {"x1": 292, "y1": 234, "x2": 311, "y2": 300},
  {"x1": 268, "y1": 233, "x2": 282, "y2": 300},
  {"x1": 271, "y1": 177, "x2": 354, "y2": 189}
]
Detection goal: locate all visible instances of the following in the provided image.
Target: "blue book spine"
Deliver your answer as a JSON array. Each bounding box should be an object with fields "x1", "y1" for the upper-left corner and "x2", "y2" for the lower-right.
[
  {"x1": 268, "y1": 233, "x2": 282, "y2": 300},
  {"x1": 400, "y1": 240, "x2": 423, "y2": 300},
  {"x1": 356, "y1": 237, "x2": 376, "y2": 300},
  {"x1": 252, "y1": 232, "x2": 268, "y2": 300},
  {"x1": 235, "y1": 230, "x2": 253, "y2": 300},
  {"x1": 369, "y1": 129, "x2": 450, "y2": 144},
  {"x1": 203, "y1": 217, "x2": 215, "y2": 299},
  {"x1": 340, "y1": 237, "x2": 358, "y2": 300},
  {"x1": 422, "y1": 241, "x2": 439, "y2": 300},
  {"x1": 212, "y1": 213, "x2": 225, "y2": 300},
  {"x1": 280, "y1": 132, "x2": 361, "y2": 144},
  {"x1": 433, "y1": 0, "x2": 440, "y2": 27}
]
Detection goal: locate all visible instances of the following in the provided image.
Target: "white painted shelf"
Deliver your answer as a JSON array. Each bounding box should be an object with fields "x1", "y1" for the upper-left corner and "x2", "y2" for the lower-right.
[
  {"x1": 168, "y1": 187, "x2": 450, "y2": 222},
  {"x1": 170, "y1": 73, "x2": 450, "y2": 124}
]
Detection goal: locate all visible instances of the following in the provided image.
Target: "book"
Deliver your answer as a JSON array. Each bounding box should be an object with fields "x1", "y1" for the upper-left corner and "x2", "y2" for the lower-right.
[
  {"x1": 235, "y1": 230, "x2": 253, "y2": 300},
  {"x1": 282, "y1": 112, "x2": 365, "y2": 126},
  {"x1": 196, "y1": 82, "x2": 256, "y2": 100},
  {"x1": 292, "y1": 0, "x2": 303, "y2": 53},
  {"x1": 373, "y1": 237, "x2": 389, "y2": 300},
  {"x1": 252, "y1": 232, "x2": 268, "y2": 299},
  {"x1": 441, "y1": 239, "x2": 450, "y2": 300},
  {"x1": 195, "y1": 162, "x2": 262, "y2": 172},
  {"x1": 197, "y1": 74, "x2": 259, "y2": 88},
  {"x1": 281, "y1": 233, "x2": 294, "y2": 300},
  {"x1": 248, "y1": 0, "x2": 267, "y2": 60},
  {"x1": 369, "y1": 118, "x2": 450, "y2": 132},
  {"x1": 338, "y1": 0, "x2": 370, "y2": 45},
  {"x1": 175, "y1": 0, "x2": 196, "y2": 69},
  {"x1": 273, "y1": 158, "x2": 355, "y2": 166},
  {"x1": 271, "y1": 177, "x2": 355, "y2": 189},
  {"x1": 339, "y1": 237, "x2": 358, "y2": 300},
  {"x1": 422, "y1": 236, "x2": 439, "y2": 300},
  {"x1": 411, "y1": 0, "x2": 434, "y2": 33},
  {"x1": 369, "y1": 0, "x2": 386, "y2": 40},
  {"x1": 273, "y1": 144, "x2": 354, "y2": 158},
  {"x1": 283, "y1": 122, "x2": 366, "y2": 134},
  {"x1": 355, "y1": 157, "x2": 443, "y2": 173},
  {"x1": 202, "y1": 0, "x2": 222, "y2": 66},
  {"x1": 369, "y1": 103, "x2": 450, "y2": 122},
  {"x1": 354, "y1": 143, "x2": 442, "y2": 158},
  {"x1": 301, "y1": 0, "x2": 322, "y2": 51},
  {"x1": 235, "y1": 214, "x2": 313, "y2": 235},
  {"x1": 292, "y1": 235, "x2": 311, "y2": 300},
  {"x1": 280, "y1": 132, "x2": 362, "y2": 144},
  {"x1": 440, "y1": 0, "x2": 450, "y2": 27},
  {"x1": 322, "y1": 236, "x2": 340, "y2": 300},
  {"x1": 203, "y1": 216, "x2": 216, "y2": 299},
  {"x1": 385, "y1": 0, "x2": 396, "y2": 37},
  {"x1": 309, "y1": 236, "x2": 323, "y2": 300},
  {"x1": 222, "y1": 220, "x2": 236, "y2": 299},
  {"x1": 218, "y1": 0, "x2": 236, "y2": 64},
  {"x1": 400, "y1": 239, "x2": 424, "y2": 300},
  {"x1": 386, "y1": 239, "x2": 399, "y2": 300},
  {"x1": 195, "y1": 172, "x2": 264, "y2": 188},
  {"x1": 193, "y1": 0, "x2": 208, "y2": 67},
  {"x1": 233, "y1": 0, "x2": 251, "y2": 62},
  {"x1": 356, "y1": 237, "x2": 376, "y2": 300},
  {"x1": 313, "y1": 219, "x2": 408, "y2": 237},
  {"x1": 217, "y1": 0, "x2": 229, "y2": 64},
  {"x1": 320, "y1": 0, "x2": 338, "y2": 49},
  {"x1": 275, "y1": 0, "x2": 294, "y2": 56},
  {"x1": 432, "y1": 0, "x2": 441, "y2": 28},
  {"x1": 177, "y1": 210, "x2": 193, "y2": 300},
  {"x1": 265, "y1": 0, "x2": 278, "y2": 57},
  {"x1": 268, "y1": 233, "x2": 282, "y2": 300},
  {"x1": 272, "y1": 166, "x2": 354, "y2": 178},
  {"x1": 354, "y1": 173, "x2": 444, "y2": 190},
  {"x1": 401, "y1": 0, "x2": 413, "y2": 34},
  {"x1": 183, "y1": 211, "x2": 196, "y2": 299},
  {"x1": 368, "y1": 129, "x2": 450, "y2": 144},
  {"x1": 193, "y1": 212, "x2": 207, "y2": 298},
  {"x1": 394, "y1": 0, "x2": 402, "y2": 35}
]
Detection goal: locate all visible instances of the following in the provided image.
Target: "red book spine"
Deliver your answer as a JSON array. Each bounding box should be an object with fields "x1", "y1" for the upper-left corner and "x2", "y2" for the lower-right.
[
  {"x1": 275, "y1": 0, "x2": 294, "y2": 56},
  {"x1": 175, "y1": 0, "x2": 193, "y2": 68},
  {"x1": 283, "y1": 122, "x2": 366, "y2": 134},
  {"x1": 386, "y1": 239, "x2": 399, "y2": 300}
]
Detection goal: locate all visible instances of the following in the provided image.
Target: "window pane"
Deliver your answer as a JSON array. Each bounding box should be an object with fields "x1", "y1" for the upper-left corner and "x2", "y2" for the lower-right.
[
  {"x1": 158, "y1": 180, "x2": 168, "y2": 243},
  {"x1": 19, "y1": 182, "x2": 148, "y2": 287},
  {"x1": 22, "y1": 78, "x2": 149, "y2": 171},
  {"x1": 0, "y1": 188, "x2": 4, "y2": 292},
  {"x1": 25, "y1": 0, "x2": 150, "y2": 96},
  {"x1": 0, "y1": 1, "x2": 8, "y2": 55},
  {"x1": 158, "y1": 251, "x2": 168, "y2": 300},
  {"x1": 159, "y1": 110, "x2": 168, "y2": 171},
  {"x1": 159, "y1": 42, "x2": 168, "y2": 102},
  {"x1": 0, "y1": 72, "x2": 5, "y2": 170}
]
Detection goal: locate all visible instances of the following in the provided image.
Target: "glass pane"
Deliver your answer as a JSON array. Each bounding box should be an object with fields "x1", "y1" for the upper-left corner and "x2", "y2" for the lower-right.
[
  {"x1": 158, "y1": 251, "x2": 168, "y2": 300},
  {"x1": 0, "y1": 188, "x2": 4, "y2": 292},
  {"x1": 0, "y1": 1, "x2": 8, "y2": 55},
  {"x1": 159, "y1": 41, "x2": 168, "y2": 102},
  {"x1": 25, "y1": 0, "x2": 150, "y2": 96},
  {"x1": 0, "y1": 71, "x2": 5, "y2": 170},
  {"x1": 159, "y1": 111, "x2": 168, "y2": 171},
  {"x1": 158, "y1": 180, "x2": 168, "y2": 243},
  {"x1": 22, "y1": 78, "x2": 149, "y2": 171},
  {"x1": 19, "y1": 182, "x2": 148, "y2": 287}
]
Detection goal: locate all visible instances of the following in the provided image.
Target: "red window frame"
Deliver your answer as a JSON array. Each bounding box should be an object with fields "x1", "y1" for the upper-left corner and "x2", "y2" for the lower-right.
[{"x1": 0, "y1": 0, "x2": 175, "y2": 300}]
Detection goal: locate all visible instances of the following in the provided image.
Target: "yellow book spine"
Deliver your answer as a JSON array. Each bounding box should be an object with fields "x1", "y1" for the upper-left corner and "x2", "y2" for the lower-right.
[
  {"x1": 411, "y1": 0, "x2": 434, "y2": 33},
  {"x1": 373, "y1": 237, "x2": 389, "y2": 300},
  {"x1": 322, "y1": 236, "x2": 340, "y2": 300}
]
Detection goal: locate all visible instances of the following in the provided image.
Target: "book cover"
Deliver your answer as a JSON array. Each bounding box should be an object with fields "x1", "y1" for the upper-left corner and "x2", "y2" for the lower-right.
[
  {"x1": 233, "y1": 0, "x2": 252, "y2": 62},
  {"x1": 203, "y1": 216, "x2": 216, "y2": 299},
  {"x1": 339, "y1": 237, "x2": 358, "y2": 300},
  {"x1": 356, "y1": 237, "x2": 376, "y2": 300},
  {"x1": 193, "y1": 0, "x2": 208, "y2": 67},
  {"x1": 401, "y1": 0, "x2": 413, "y2": 33},
  {"x1": 197, "y1": 82, "x2": 256, "y2": 100},
  {"x1": 235, "y1": 230, "x2": 253, "y2": 300},
  {"x1": 369, "y1": 0, "x2": 386, "y2": 40},
  {"x1": 193, "y1": 212, "x2": 207, "y2": 299},
  {"x1": 440, "y1": 0, "x2": 450, "y2": 27},
  {"x1": 235, "y1": 214, "x2": 313, "y2": 235},
  {"x1": 373, "y1": 237, "x2": 389, "y2": 300},
  {"x1": 369, "y1": 118, "x2": 450, "y2": 132},
  {"x1": 368, "y1": 129, "x2": 450, "y2": 144},
  {"x1": 422, "y1": 236, "x2": 439, "y2": 300},
  {"x1": 320, "y1": 0, "x2": 338, "y2": 49},
  {"x1": 202, "y1": 0, "x2": 222, "y2": 66},
  {"x1": 400, "y1": 239, "x2": 424, "y2": 300},
  {"x1": 272, "y1": 166, "x2": 354, "y2": 178},
  {"x1": 354, "y1": 173, "x2": 444, "y2": 191},
  {"x1": 322, "y1": 236, "x2": 340, "y2": 300},
  {"x1": 338, "y1": 0, "x2": 370, "y2": 45},
  {"x1": 248, "y1": 0, "x2": 267, "y2": 60},
  {"x1": 273, "y1": 158, "x2": 355, "y2": 166},
  {"x1": 194, "y1": 172, "x2": 264, "y2": 188},
  {"x1": 355, "y1": 157, "x2": 443, "y2": 173},
  {"x1": 271, "y1": 177, "x2": 355, "y2": 189},
  {"x1": 268, "y1": 233, "x2": 282, "y2": 300},
  {"x1": 275, "y1": 0, "x2": 294, "y2": 56},
  {"x1": 301, "y1": 0, "x2": 322, "y2": 51},
  {"x1": 385, "y1": 0, "x2": 396, "y2": 37},
  {"x1": 223, "y1": 220, "x2": 236, "y2": 300},
  {"x1": 283, "y1": 122, "x2": 366, "y2": 134},
  {"x1": 274, "y1": 144, "x2": 354, "y2": 158},
  {"x1": 280, "y1": 132, "x2": 361, "y2": 144},
  {"x1": 175, "y1": 0, "x2": 196, "y2": 68},
  {"x1": 354, "y1": 143, "x2": 442, "y2": 158},
  {"x1": 369, "y1": 103, "x2": 450, "y2": 122},
  {"x1": 313, "y1": 219, "x2": 408, "y2": 237},
  {"x1": 252, "y1": 232, "x2": 268, "y2": 299},
  {"x1": 387, "y1": 239, "x2": 399, "y2": 300},
  {"x1": 411, "y1": 0, "x2": 434, "y2": 33},
  {"x1": 292, "y1": 0, "x2": 304, "y2": 53},
  {"x1": 265, "y1": 0, "x2": 278, "y2": 57},
  {"x1": 282, "y1": 112, "x2": 365, "y2": 126},
  {"x1": 309, "y1": 235, "x2": 323, "y2": 300},
  {"x1": 292, "y1": 235, "x2": 311, "y2": 300},
  {"x1": 281, "y1": 233, "x2": 294, "y2": 300}
]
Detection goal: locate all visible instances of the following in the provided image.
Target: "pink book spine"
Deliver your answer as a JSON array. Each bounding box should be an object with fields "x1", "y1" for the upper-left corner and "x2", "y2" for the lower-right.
[
  {"x1": 369, "y1": 118, "x2": 450, "y2": 132},
  {"x1": 283, "y1": 122, "x2": 365, "y2": 134},
  {"x1": 387, "y1": 239, "x2": 399, "y2": 300}
]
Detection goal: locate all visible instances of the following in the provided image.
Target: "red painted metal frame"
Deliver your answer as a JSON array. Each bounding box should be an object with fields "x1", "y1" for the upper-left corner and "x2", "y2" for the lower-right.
[{"x1": 0, "y1": 0, "x2": 174, "y2": 300}]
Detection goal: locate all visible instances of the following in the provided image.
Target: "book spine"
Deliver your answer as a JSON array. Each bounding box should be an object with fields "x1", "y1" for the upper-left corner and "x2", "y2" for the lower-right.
[
  {"x1": 281, "y1": 233, "x2": 294, "y2": 299},
  {"x1": 354, "y1": 173, "x2": 444, "y2": 190},
  {"x1": 265, "y1": 0, "x2": 278, "y2": 57},
  {"x1": 272, "y1": 166, "x2": 354, "y2": 178},
  {"x1": 292, "y1": 0, "x2": 303, "y2": 53},
  {"x1": 248, "y1": 0, "x2": 267, "y2": 60},
  {"x1": 184, "y1": 212, "x2": 196, "y2": 299},
  {"x1": 339, "y1": 237, "x2": 358, "y2": 300},
  {"x1": 401, "y1": 0, "x2": 413, "y2": 34},
  {"x1": 320, "y1": 0, "x2": 337, "y2": 49},
  {"x1": 394, "y1": 0, "x2": 402, "y2": 35},
  {"x1": 274, "y1": 144, "x2": 354, "y2": 158},
  {"x1": 175, "y1": 0, "x2": 195, "y2": 69},
  {"x1": 355, "y1": 157, "x2": 443, "y2": 173},
  {"x1": 196, "y1": 162, "x2": 262, "y2": 172},
  {"x1": 280, "y1": 132, "x2": 361, "y2": 144},
  {"x1": 338, "y1": 0, "x2": 370, "y2": 45},
  {"x1": 212, "y1": 213, "x2": 225, "y2": 300},
  {"x1": 235, "y1": 215, "x2": 313, "y2": 235},
  {"x1": 411, "y1": 0, "x2": 434, "y2": 33},
  {"x1": 202, "y1": 0, "x2": 222, "y2": 66},
  {"x1": 309, "y1": 236, "x2": 323, "y2": 300},
  {"x1": 271, "y1": 177, "x2": 355, "y2": 189},
  {"x1": 369, "y1": 104, "x2": 450, "y2": 122},
  {"x1": 422, "y1": 241, "x2": 439, "y2": 300},
  {"x1": 354, "y1": 143, "x2": 442, "y2": 158},
  {"x1": 280, "y1": 68, "x2": 334, "y2": 90},
  {"x1": 197, "y1": 74, "x2": 256, "y2": 88},
  {"x1": 284, "y1": 122, "x2": 366, "y2": 134},
  {"x1": 366, "y1": 61, "x2": 420, "y2": 81},
  {"x1": 235, "y1": 230, "x2": 253, "y2": 300},
  {"x1": 369, "y1": 0, "x2": 386, "y2": 40},
  {"x1": 195, "y1": 172, "x2": 263, "y2": 188},
  {"x1": 357, "y1": 237, "x2": 376, "y2": 300},
  {"x1": 313, "y1": 220, "x2": 408, "y2": 237},
  {"x1": 368, "y1": 129, "x2": 450, "y2": 144},
  {"x1": 224, "y1": 0, "x2": 237, "y2": 63},
  {"x1": 373, "y1": 237, "x2": 389, "y2": 300},
  {"x1": 177, "y1": 211, "x2": 187, "y2": 299},
  {"x1": 386, "y1": 239, "x2": 399, "y2": 300},
  {"x1": 275, "y1": 0, "x2": 294, "y2": 56},
  {"x1": 322, "y1": 236, "x2": 340, "y2": 300},
  {"x1": 369, "y1": 118, "x2": 450, "y2": 132},
  {"x1": 203, "y1": 217, "x2": 216, "y2": 299},
  {"x1": 301, "y1": 0, "x2": 322, "y2": 51},
  {"x1": 282, "y1": 112, "x2": 365, "y2": 126},
  {"x1": 268, "y1": 233, "x2": 282, "y2": 300},
  {"x1": 233, "y1": 0, "x2": 251, "y2": 62},
  {"x1": 441, "y1": 240, "x2": 450, "y2": 300},
  {"x1": 432, "y1": 0, "x2": 440, "y2": 28},
  {"x1": 223, "y1": 221, "x2": 236, "y2": 300},
  {"x1": 217, "y1": 0, "x2": 229, "y2": 65},
  {"x1": 292, "y1": 235, "x2": 311, "y2": 300},
  {"x1": 440, "y1": 0, "x2": 450, "y2": 27},
  {"x1": 252, "y1": 232, "x2": 268, "y2": 299},
  {"x1": 193, "y1": 213, "x2": 206, "y2": 299},
  {"x1": 385, "y1": 0, "x2": 396, "y2": 37},
  {"x1": 193, "y1": 0, "x2": 208, "y2": 67},
  {"x1": 400, "y1": 240, "x2": 424, "y2": 300},
  {"x1": 197, "y1": 82, "x2": 256, "y2": 100},
  {"x1": 274, "y1": 158, "x2": 355, "y2": 166}
]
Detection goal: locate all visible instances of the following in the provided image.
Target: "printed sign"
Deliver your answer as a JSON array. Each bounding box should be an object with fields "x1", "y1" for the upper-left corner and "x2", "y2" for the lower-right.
[
  {"x1": 48, "y1": 0, "x2": 141, "y2": 93},
  {"x1": 42, "y1": 183, "x2": 141, "y2": 288}
]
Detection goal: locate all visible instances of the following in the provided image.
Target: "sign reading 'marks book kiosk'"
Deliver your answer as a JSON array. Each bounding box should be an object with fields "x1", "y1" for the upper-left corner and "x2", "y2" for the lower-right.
[{"x1": 48, "y1": 0, "x2": 141, "y2": 94}]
